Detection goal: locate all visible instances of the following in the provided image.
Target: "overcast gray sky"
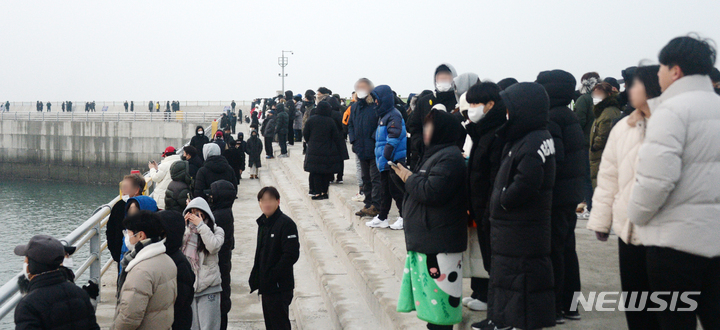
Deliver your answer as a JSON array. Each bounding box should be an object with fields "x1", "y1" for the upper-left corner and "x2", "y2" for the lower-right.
[{"x1": 1, "y1": 0, "x2": 718, "y2": 102}]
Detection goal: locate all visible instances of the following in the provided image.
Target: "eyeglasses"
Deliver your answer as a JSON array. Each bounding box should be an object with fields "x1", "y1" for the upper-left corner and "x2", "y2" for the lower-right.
[{"x1": 122, "y1": 229, "x2": 138, "y2": 237}]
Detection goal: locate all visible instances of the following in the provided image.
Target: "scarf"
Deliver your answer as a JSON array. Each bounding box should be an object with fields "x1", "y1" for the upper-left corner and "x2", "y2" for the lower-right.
[
  {"x1": 117, "y1": 238, "x2": 152, "y2": 297},
  {"x1": 182, "y1": 223, "x2": 201, "y2": 273}
]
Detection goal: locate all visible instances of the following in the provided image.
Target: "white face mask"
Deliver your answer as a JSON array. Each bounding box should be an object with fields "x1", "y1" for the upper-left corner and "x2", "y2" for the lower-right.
[
  {"x1": 356, "y1": 90, "x2": 368, "y2": 99},
  {"x1": 22, "y1": 262, "x2": 29, "y2": 280},
  {"x1": 198, "y1": 130, "x2": 204, "y2": 135},
  {"x1": 592, "y1": 97, "x2": 603, "y2": 105},
  {"x1": 63, "y1": 257, "x2": 74, "y2": 269},
  {"x1": 124, "y1": 233, "x2": 136, "y2": 250},
  {"x1": 122, "y1": 195, "x2": 129, "y2": 202},
  {"x1": 467, "y1": 105, "x2": 486, "y2": 123},
  {"x1": 436, "y1": 81, "x2": 453, "y2": 92}
]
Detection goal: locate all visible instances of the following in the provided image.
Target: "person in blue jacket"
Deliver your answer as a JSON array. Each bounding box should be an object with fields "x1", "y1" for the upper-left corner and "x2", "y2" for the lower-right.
[{"x1": 366, "y1": 85, "x2": 407, "y2": 229}]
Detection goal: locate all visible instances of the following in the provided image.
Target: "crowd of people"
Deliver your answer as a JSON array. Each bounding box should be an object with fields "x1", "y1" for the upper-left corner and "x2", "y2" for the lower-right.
[{"x1": 11, "y1": 34, "x2": 720, "y2": 330}]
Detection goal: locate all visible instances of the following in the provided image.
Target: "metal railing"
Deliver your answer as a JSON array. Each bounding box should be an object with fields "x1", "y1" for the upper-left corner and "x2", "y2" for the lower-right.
[
  {"x1": 4, "y1": 100, "x2": 252, "y2": 108},
  {"x1": 0, "y1": 111, "x2": 224, "y2": 123},
  {"x1": 0, "y1": 195, "x2": 122, "y2": 320}
]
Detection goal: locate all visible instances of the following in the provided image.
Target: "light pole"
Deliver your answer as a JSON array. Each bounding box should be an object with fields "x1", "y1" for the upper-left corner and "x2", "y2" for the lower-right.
[{"x1": 278, "y1": 50, "x2": 293, "y2": 93}]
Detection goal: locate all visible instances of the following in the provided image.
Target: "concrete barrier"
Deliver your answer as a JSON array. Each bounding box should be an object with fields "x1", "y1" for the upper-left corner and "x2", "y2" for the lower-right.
[{"x1": 0, "y1": 120, "x2": 204, "y2": 184}]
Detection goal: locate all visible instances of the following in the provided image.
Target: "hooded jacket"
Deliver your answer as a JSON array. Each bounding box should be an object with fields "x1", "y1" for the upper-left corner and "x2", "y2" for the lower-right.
[
  {"x1": 589, "y1": 95, "x2": 621, "y2": 186},
  {"x1": 537, "y1": 70, "x2": 586, "y2": 207},
  {"x1": 223, "y1": 141, "x2": 245, "y2": 174},
  {"x1": 302, "y1": 101, "x2": 345, "y2": 174},
  {"x1": 157, "y1": 211, "x2": 196, "y2": 330},
  {"x1": 164, "y1": 160, "x2": 192, "y2": 213},
  {"x1": 488, "y1": 82, "x2": 556, "y2": 330},
  {"x1": 15, "y1": 270, "x2": 100, "y2": 330},
  {"x1": 403, "y1": 110, "x2": 468, "y2": 254},
  {"x1": 328, "y1": 97, "x2": 350, "y2": 160},
  {"x1": 187, "y1": 153, "x2": 203, "y2": 179},
  {"x1": 189, "y1": 126, "x2": 209, "y2": 159},
  {"x1": 113, "y1": 239, "x2": 177, "y2": 330},
  {"x1": 454, "y1": 73, "x2": 480, "y2": 101},
  {"x1": 209, "y1": 180, "x2": 235, "y2": 258},
  {"x1": 245, "y1": 130, "x2": 263, "y2": 168},
  {"x1": 628, "y1": 75, "x2": 720, "y2": 258},
  {"x1": 274, "y1": 104, "x2": 289, "y2": 135},
  {"x1": 183, "y1": 198, "x2": 225, "y2": 293},
  {"x1": 150, "y1": 154, "x2": 181, "y2": 210},
  {"x1": 261, "y1": 114, "x2": 277, "y2": 138},
  {"x1": 407, "y1": 63, "x2": 458, "y2": 168},
  {"x1": 348, "y1": 98, "x2": 379, "y2": 161},
  {"x1": 372, "y1": 85, "x2": 407, "y2": 171},
  {"x1": 194, "y1": 144, "x2": 237, "y2": 201},
  {"x1": 249, "y1": 208, "x2": 300, "y2": 295}
]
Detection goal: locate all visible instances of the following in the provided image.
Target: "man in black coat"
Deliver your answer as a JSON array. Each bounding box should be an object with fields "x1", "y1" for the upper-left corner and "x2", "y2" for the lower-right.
[
  {"x1": 194, "y1": 143, "x2": 237, "y2": 201},
  {"x1": 349, "y1": 78, "x2": 381, "y2": 217},
  {"x1": 407, "y1": 63, "x2": 458, "y2": 170},
  {"x1": 537, "y1": 70, "x2": 586, "y2": 322},
  {"x1": 327, "y1": 96, "x2": 350, "y2": 182},
  {"x1": 181, "y1": 145, "x2": 203, "y2": 179},
  {"x1": 262, "y1": 110, "x2": 277, "y2": 159},
  {"x1": 107, "y1": 174, "x2": 145, "y2": 265},
  {"x1": 464, "y1": 82, "x2": 507, "y2": 316},
  {"x1": 209, "y1": 180, "x2": 236, "y2": 330},
  {"x1": 250, "y1": 187, "x2": 299, "y2": 330},
  {"x1": 285, "y1": 91, "x2": 296, "y2": 146},
  {"x1": 487, "y1": 82, "x2": 556, "y2": 330},
  {"x1": 223, "y1": 140, "x2": 245, "y2": 181},
  {"x1": 274, "y1": 103, "x2": 289, "y2": 157},
  {"x1": 157, "y1": 211, "x2": 195, "y2": 330},
  {"x1": 14, "y1": 235, "x2": 99, "y2": 330}
]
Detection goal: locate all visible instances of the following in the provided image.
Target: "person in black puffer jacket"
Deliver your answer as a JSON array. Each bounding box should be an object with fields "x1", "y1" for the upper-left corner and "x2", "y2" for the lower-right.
[
  {"x1": 274, "y1": 103, "x2": 289, "y2": 157},
  {"x1": 14, "y1": 235, "x2": 99, "y2": 330},
  {"x1": 464, "y1": 82, "x2": 507, "y2": 314},
  {"x1": 194, "y1": 143, "x2": 237, "y2": 201},
  {"x1": 536, "y1": 70, "x2": 586, "y2": 321},
  {"x1": 223, "y1": 140, "x2": 245, "y2": 181},
  {"x1": 487, "y1": 82, "x2": 556, "y2": 330},
  {"x1": 262, "y1": 110, "x2": 277, "y2": 158},
  {"x1": 208, "y1": 180, "x2": 236, "y2": 330},
  {"x1": 165, "y1": 160, "x2": 192, "y2": 212},
  {"x1": 245, "y1": 129, "x2": 263, "y2": 179},
  {"x1": 303, "y1": 101, "x2": 345, "y2": 199},
  {"x1": 182, "y1": 145, "x2": 203, "y2": 179},
  {"x1": 393, "y1": 109, "x2": 468, "y2": 329},
  {"x1": 189, "y1": 126, "x2": 209, "y2": 160},
  {"x1": 327, "y1": 96, "x2": 350, "y2": 182},
  {"x1": 157, "y1": 211, "x2": 196, "y2": 330}
]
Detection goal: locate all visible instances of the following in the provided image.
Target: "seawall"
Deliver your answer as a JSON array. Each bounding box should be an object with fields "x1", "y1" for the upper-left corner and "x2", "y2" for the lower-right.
[{"x1": 0, "y1": 120, "x2": 202, "y2": 185}]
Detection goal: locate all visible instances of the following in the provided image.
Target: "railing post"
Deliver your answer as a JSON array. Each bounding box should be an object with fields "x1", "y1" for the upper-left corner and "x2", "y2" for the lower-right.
[{"x1": 90, "y1": 220, "x2": 101, "y2": 287}]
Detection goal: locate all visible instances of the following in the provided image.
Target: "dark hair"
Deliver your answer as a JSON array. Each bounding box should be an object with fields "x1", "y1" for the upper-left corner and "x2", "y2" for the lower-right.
[
  {"x1": 257, "y1": 186, "x2": 280, "y2": 201},
  {"x1": 183, "y1": 145, "x2": 198, "y2": 158},
  {"x1": 497, "y1": 78, "x2": 519, "y2": 91},
  {"x1": 634, "y1": 65, "x2": 662, "y2": 99},
  {"x1": 710, "y1": 67, "x2": 720, "y2": 83},
  {"x1": 122, "y1": 210, "x2": 165, "y2": 239},
  {"x1": 659, "y1": 35, "x2": 716, "y2": 76},
  {"x1": 592, "y1": 82, "x2": 615, "y2": 95},
  {"x1": 466, "y1": 82, "x2": 502, "y2": 105},
  {"x1": 317, "y1": 87, "x2": 332, "y2": 95},
  {"x1": 123, "y1": 174, "x2": 146, "y2": 195},
  {"x1": 581, "y1": 72, "x2": 600, "y2": 81}
]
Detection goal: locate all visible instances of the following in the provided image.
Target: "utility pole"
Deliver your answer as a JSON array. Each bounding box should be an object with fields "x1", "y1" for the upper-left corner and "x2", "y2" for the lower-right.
[{"x1": 278, "y1": 50, "x2": 293, "y2": 93}]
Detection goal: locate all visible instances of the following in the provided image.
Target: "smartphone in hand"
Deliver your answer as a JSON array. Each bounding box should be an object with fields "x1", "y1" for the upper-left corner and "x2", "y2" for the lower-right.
[{"x1": 387, "y1": 161, "x2": 398, "y2": 168}]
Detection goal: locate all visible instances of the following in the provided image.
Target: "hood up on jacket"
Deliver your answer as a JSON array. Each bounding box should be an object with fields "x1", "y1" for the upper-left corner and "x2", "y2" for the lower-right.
[
  {"x1": 454, "y1": 73, "x2": 481, "y2": 101},
  {"x1": 203, "y1": 143, "x2": 221, "y2": 160},
  {"x1": 327, "y1": 96, "x2": 341, "y2": 112},
  {"x1": 419, "y1": 109, "x2": 465, "y2": 166},
  {"x1": 315, "y1": 101, "x2": 332, "y2": 117},
  {"x1": 195, "y1": 125, "x2": 204, "y2": 136},
  {"x1": 170, "y1": 160, "x2": 191, "y2": 184},
  {"x1": 183, "y1": 197, "x2": 216, "y2": 222},
  {"x1": 500, "y1": 82, "x2": 550, "y2": 142},
  {"x1": 237, "y1": 132, "x2": 244, "y2": 142},
  {"x1": 536, "y1": 69, "x2": 577, "y2": 108},
  {"x1": 209, "y1": 180, "x2": 236, "y2": 211},
  {"x1": 372, "y1": 85, "x2": 396, "y2": 117},
  {"x1": 125, "y1": 195, "x2": 158, "y2": 214},
  {"x1": 157, "y1": 210, "x2": 185, "y2": 254},
  {"x1": 434, "y1": 63, "x2": 458, "y2": 85}
]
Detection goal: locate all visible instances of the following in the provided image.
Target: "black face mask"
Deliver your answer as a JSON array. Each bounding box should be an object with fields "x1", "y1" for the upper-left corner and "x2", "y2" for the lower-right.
[{"x1": 181, "y1": 155, "x2": 187, "y2": 161}]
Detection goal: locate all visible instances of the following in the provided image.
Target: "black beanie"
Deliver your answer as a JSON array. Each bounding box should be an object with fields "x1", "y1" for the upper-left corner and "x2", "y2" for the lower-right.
[
  {"x1": 604, "y1": 77, "x2": 620, "y2": 91},
  {"x1": 317, "y1": 87, "x2": 332, "y2": 95},
  {"x1": 305, "y1": 89, "x2": 316, "y2": 100}
]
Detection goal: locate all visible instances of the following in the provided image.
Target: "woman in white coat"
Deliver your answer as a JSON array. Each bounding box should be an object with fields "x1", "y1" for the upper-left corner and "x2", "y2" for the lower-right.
[
  {"x1": 149, "y1": 147, "x2": 181, "y2": 209},
  {"x1": 183, "y1": 197, "x2": 225, "y2": 330},
  {"x1": 586, "y1": 65, "x2": 662, "y2": 330}
]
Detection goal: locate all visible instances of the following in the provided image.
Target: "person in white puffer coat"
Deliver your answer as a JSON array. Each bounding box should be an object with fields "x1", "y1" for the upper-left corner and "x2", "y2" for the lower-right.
[
  {"x1": 149, "y1": 146, "x2": 181, "y2": 210},
  {"x1": 587, "y1": 65, "x2": 662, "y2": 330}
]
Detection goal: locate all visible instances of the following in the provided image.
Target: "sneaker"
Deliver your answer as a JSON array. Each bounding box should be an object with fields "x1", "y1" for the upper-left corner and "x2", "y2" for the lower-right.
[
  {"x1": 311, "y1": 194, "x2": 328, "y2": 200},
  {"x1": 462, "y1": 297, "x2": 475, "y2": 306},
  {"x1": 390, "y1": 217, "x2": 404, "y2": 230},
  {"x1": 578, "y1": 210, "x2": 590, "y2": 220},
  {"x1": 278, "y1": 154, "x2": 289, "y2": 158},
  {"x1": 555, "y1": 313, "x2": 565, "y2": 324},
  {"x1": 365, "y1": 216, "x2": 389, "y2": 228},
  {"x1": 563, "y1": 310, "x2": 581, "y2": 320},
  {"x1": 365, "y1": 205, "x2": 379, "y2": 217},
  {"x1": 466, "y1": 299, "x2": 487, "y2": 311},
  {"x1": 336, "y1": 180, "x2": 343, "y2": 184},
  {"x1": 265, "y1": 155, "x2": 274, "y2": 159},
  {"x1": 471, "y1": 319, "x2": 512, "y2": 330},
  {"x1": 351, "y1": 193, "x2": 365, "y2": 202}
]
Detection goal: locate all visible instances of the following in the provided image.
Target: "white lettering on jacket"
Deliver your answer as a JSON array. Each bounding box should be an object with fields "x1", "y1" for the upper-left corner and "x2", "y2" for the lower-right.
[{"x1": 537, "y1": 138, "x2": 556, "y2": 163}]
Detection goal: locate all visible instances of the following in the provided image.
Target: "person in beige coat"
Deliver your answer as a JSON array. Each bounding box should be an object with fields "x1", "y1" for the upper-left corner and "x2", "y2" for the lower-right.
[
  {"x1": 114, "y1": 211, "x2": 178, "y2": 330},
  {"x1": 183, "y1": 198, "x2": 225, "y2": 330},
  {"x1": 587, "y1": 65, "x2": 662, "y2": 330}
]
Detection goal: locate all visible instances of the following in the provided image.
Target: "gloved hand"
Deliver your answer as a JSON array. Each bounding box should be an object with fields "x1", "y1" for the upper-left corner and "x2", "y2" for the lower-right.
[
  {"x1": 83, "y1": 280, "x2": 100, "y2": 299},
  {"x1": 595, "y1": 231, "x2": 609, "y2": 242}
]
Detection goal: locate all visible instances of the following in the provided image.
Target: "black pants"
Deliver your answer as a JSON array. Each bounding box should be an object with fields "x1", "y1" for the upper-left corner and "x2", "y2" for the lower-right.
[
  {"x1": 563, "y1": 207, "x2": 581, "y2": 313},
  {"x1": 264, "y1": 136, "x2": 274, "y2": 157},
  {"x1": 379, "y1": 170, "x2": 403, "y2": 220},
  {"x1": 287, "y1": 122, "x2": 294, "y2": 145},
  {"x1": 294, "y1": 129, "x2": 302, "y2": 142},
  {"x1": 646, "y1": 246, "x2": 720, "y2": 330},
  {"x1": 618, "y1": 239, "x2": 660, "y2": 330},
  {"x1": 550, "y1": 205, "x2": 580, "y2": 314},
  {"x1": 471, "y1": 277, "x2": 489, "y2": 302},
  {"x1": 277, "y1": 133, "x2": 287, "y2": 155},
  {"x1": 262, "y1": 291, "x2": 293, "y2": 330},
  {"x1": 426, "y1": 323, "x2": 453, "y2": 330},
  {"x1": 359, "y1": 158, "x2": 381, "y2": 209},
  {"x1": 219, "y1": 255, "x2": 232, "y2": 330},
  {"x1": 231, "y1": 123, "x2": 236, "y2": 134},
  {"x1": 309, "y1": 173, "x2": 331, "y2": 195},
  {"x1": 335, "y1": 161, "x2": 343, "y2": 182}
]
